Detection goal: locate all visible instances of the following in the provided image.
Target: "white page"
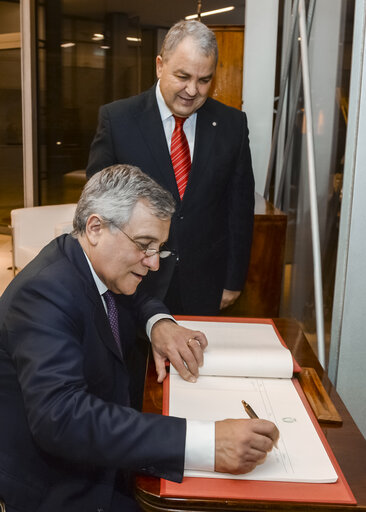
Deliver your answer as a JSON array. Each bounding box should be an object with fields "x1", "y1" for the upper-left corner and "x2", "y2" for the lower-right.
[
  {"x1": 171, "y1": 321, "x2": 294, "y2": 378},
  {"x1": 169, "y1": 373, "x2": 337, "y2": 483}
]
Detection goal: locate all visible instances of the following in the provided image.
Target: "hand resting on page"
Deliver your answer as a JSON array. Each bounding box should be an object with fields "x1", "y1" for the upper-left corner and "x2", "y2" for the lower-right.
[{"x1": 150, "y1": 319, "x2": 208, "y2": 383}]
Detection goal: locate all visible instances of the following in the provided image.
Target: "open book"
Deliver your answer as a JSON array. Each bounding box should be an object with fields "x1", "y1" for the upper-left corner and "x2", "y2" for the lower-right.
[{"x1": 168, "y1": 319, "x2": 337, "y2": 484}]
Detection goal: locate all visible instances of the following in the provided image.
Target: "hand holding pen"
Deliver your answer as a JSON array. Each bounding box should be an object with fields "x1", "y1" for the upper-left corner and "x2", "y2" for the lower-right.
[
  {"x1": 242, "y1": 400, "x2": 279, "y2": 449},
  {"x1": 214, "y1": 405, "x2": 279, "y2": 475}
]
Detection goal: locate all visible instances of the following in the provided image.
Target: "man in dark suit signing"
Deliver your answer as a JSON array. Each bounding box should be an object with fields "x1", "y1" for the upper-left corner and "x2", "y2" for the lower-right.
[
  {"x1": 0, "y1": 165, "x2": 277, "y2": 512},
  {"x1": 87, "y1": 20, "x2": 255, "y2": 315}
]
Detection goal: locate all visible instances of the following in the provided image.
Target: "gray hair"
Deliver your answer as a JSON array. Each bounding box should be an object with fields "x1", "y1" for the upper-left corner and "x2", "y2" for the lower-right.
[
  {"x1": 73, "y1": 164, "x2": 175, "y2": 235},
  {"x1": 160, "y1": 20, "x2": 218, "y2": 65}
]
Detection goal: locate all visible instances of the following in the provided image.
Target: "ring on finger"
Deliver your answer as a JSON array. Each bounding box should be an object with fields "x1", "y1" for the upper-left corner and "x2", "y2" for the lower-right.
[{"x1": 187, "y1": 337, "x2": 200, "y2": 348}]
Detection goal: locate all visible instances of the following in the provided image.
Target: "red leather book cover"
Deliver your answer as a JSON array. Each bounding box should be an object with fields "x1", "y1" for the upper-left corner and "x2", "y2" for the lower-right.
[{"x1": 160, "y1": 317, "x2": 356, "y2": 505}]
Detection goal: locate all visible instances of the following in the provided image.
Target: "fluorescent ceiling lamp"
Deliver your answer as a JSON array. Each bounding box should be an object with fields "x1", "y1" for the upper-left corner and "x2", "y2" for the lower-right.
[
  {"x1": 185, "y1": 6, "x2": 234, "y2": 20},
  {"x1": 100, "y1": 45, "x2": 110, "y2": 49},
  {"x1": 60, "y1": 42, "x2": 75, "y2": 48},
  {"x1": 126, "y1": 37, "x2": 142, "y2": 42},
  {"x1": 93, "y1": 33, "x2": 104, "y2": 41}
]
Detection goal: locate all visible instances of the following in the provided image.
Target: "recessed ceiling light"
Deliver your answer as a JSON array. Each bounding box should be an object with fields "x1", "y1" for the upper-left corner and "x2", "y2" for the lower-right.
[
  {"x1": 60, "y1": 42, "x2": 75, "y2": 48},
  {"x1": 92, "y1": 33, "x2": 104, "y2": 41},
  {"x1": 185, "y1": 6, "x2": 235, "y2": 20},
  {"x1": 126, "y1": 37, "x2": 142, "y2": 42}
]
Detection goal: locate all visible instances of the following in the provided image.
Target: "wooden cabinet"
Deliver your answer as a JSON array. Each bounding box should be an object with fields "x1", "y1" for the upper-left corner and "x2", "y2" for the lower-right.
[{"x1": 222, "y1": 194, "x2": 287, "y2": 318}]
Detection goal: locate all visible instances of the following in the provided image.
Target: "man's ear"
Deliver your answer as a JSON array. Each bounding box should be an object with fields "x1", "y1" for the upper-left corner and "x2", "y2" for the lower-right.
[
  {"x1": 156, "y1": 55, "x2": 163, "y2": 79},
  {"x1": 85, "y1": 214, "x2": 103, "y2": 246}
]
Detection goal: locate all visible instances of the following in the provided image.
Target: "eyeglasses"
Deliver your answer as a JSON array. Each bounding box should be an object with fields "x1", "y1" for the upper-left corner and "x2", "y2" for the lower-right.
[{"x1": 110, "y1": 222, "x2": 172, "y2": 259}]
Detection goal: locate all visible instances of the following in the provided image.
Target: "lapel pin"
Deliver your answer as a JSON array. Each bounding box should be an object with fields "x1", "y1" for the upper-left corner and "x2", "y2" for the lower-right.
[{"x1": 212, "y1": 121, "x2": 217, "y2": 126}]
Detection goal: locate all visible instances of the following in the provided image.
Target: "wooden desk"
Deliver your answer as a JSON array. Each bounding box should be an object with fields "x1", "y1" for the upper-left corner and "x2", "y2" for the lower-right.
[{"x1": 135, "y1": 318, "x2": 366, "y2": 511}]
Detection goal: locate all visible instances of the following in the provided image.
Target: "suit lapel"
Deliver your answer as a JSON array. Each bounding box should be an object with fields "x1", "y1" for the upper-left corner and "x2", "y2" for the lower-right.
[
  {"x1": 134, "y1": 87, "x2": 181, "y2": 203},
  {"x1": 93, "y1": 296, "x2": 125, "y2": 363},
  {"x1": 181, "y1": 101, "x2": 218, "y2": 206},
  {"x1": 63, "y1": 236, "x2": 125, "y2": 363},
  {"x1": 133, "y1": 90, "x2": 220, "y2": 206}
]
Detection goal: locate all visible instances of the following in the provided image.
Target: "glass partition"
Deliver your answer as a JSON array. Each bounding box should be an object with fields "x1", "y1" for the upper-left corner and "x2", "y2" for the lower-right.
[
  {"x1": 37, "y1": 1, "x2": 154, "y2": 204},
  {"x1": 35, "y1": 0, "x2": 245, "y2": 205},
  {"x1": 277, "y1": 0, "x2": 355, "y2": 362}
]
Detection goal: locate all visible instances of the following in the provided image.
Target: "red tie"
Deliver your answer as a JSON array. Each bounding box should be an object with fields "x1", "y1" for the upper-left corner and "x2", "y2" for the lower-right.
[{"x1": 171, "y1": 115, "x2": 191, "y2": 199}]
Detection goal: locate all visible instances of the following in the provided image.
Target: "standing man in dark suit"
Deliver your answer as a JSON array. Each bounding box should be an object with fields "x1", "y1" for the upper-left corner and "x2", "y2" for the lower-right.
[
  {"x1": 0, "y1": 165, "x2": 278, "y2": 512},
  {"x1": 86, "y1": 20, "x2": 255, "y2": 315}
]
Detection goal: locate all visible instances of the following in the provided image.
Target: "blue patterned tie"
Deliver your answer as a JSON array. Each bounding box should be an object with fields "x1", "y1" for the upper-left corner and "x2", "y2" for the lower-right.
[{"x1": 103, "y1": 290, "x2": 122, "y2": 356}]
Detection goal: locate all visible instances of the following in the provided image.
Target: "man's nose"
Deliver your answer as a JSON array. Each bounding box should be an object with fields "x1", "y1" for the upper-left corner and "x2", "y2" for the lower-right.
[
  {"x1": 143, "y1": 253, "x2": 160, "y2": 271},
  {"x1": 185, "y1": 80, "x2": 198, "y2": 97}
]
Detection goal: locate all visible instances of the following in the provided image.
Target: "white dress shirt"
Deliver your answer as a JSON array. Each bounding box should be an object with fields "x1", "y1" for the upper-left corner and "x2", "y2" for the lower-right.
[{"x1": 155, "y1": 80, "x2": 197, "y2": 161}]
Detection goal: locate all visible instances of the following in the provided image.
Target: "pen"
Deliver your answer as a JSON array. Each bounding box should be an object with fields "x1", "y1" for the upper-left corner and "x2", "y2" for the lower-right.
[
  {"x1": 242, "y1": 400, "x2": 279, "y2": 449},
  {"x1": 241, "y1": 400, "x2": 258, "y2": 419}
]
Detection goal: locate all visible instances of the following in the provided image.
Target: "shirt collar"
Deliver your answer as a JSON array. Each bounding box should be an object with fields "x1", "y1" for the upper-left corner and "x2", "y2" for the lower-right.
[
  {"x1": 83, "y1": 250, "x2": 108, "y2": 296},
  {"x1": 156, "y1": 80, "x2": 173, "y2": 122},
  {"x1": 155, "y1": 80, "x2": 197, "y2": 126}
]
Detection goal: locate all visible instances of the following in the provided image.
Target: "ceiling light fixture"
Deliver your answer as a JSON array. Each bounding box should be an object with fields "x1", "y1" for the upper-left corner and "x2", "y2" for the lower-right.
[
  {"x1": 126, "y1": 37, "x2": 142, "y2": 42},
  {"x1": 92, "y1": 33, "x2": 104, "y2": 41},
  {"x1": 185, "y1": 6, "x2": 234, "y2": 20},
  {"x1": 60, "y1": 42, "x2": 75, "y2": 48}
]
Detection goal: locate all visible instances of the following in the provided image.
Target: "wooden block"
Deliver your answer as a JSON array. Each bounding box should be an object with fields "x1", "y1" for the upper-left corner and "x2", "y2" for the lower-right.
[{"x1": 298, "y1": 367, "x2": 343, "y2": 424}]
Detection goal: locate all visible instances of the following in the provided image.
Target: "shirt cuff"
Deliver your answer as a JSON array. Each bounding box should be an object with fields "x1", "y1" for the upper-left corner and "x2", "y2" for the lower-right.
[
  {"x1": 184, "y1": 420, "x2": 215, "y2": 471},
  {"x1": 146, "y1": 314, "x2": 176, "y2": 340}
]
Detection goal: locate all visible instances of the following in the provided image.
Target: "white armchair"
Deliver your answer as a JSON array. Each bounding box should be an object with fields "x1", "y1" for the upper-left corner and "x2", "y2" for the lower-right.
[{"x1": 10, "y1": 203, "x2": 77, "y2": 274}]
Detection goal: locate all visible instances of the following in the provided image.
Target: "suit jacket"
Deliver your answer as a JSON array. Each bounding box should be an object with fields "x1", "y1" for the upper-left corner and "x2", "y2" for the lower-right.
[
  {"x1": 86, "y1": 86, "x2": 255, "y2": 315},
  {"x1": 0, "y1": 235, "x2": 186, "y2": 512}
]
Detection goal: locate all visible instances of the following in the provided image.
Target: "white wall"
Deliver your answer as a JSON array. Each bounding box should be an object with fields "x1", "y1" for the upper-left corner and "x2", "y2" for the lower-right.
[{"x1": 242, "y1": 0, "x2": 278, "y2": 195}]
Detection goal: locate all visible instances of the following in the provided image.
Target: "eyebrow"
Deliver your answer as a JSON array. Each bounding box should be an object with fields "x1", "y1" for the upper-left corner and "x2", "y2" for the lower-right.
[
  {"x1": 133, "y1": 234, "x2": 159, "y2": 241},
  {"x1": 132, "y1": 235, "x2": 169, "y2": 246},
  {"x1": 175, "y1": 69, "x2": 214, "y2": 80}
]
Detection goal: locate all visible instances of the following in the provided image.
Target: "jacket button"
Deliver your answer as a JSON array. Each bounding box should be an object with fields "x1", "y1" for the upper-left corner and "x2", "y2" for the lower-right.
[{"x1": 179, "y1": 215, "x2": 184, "y2": 220}]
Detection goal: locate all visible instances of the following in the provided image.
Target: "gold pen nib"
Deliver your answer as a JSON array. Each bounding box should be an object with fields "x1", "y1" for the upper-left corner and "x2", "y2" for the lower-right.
[{"x1": 241, "y1": 400, "x2": 259, "y2": 419}]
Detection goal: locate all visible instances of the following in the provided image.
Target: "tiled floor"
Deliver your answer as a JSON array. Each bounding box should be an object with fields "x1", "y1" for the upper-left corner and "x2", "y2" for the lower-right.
[{"x1": 0, "y1": 234, "x2": 14, "y2": 295}]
